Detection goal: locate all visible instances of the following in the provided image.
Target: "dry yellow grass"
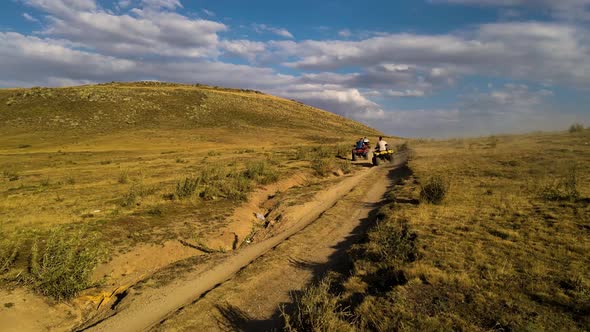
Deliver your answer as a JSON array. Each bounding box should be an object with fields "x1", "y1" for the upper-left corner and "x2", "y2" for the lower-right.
[
  {"x1": 0, "y1": 82, "x2": 384, "y2": 299},
  {"x1": 285, "y1": 130, "x2": 590, "y2": 331}
]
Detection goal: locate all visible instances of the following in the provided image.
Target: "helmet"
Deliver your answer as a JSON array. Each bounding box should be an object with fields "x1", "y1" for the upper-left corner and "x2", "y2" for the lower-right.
[{"x1": 363, "y1": 138, "x2": 369, "y2": 143}]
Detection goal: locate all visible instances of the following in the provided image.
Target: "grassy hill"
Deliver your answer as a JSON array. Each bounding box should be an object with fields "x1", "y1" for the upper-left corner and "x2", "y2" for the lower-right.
[
  {"x1": 0, "y1": 81, "x2": 377, "y2": 139},
  {"x1": 0, "y1": 82, "x2": 382, "y2": 301}
]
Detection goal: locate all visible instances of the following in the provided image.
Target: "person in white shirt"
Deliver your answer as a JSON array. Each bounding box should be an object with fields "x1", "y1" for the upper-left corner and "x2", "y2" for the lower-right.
[{"x1": 376, "y1": 136, "x2": 388, "y2": 151}]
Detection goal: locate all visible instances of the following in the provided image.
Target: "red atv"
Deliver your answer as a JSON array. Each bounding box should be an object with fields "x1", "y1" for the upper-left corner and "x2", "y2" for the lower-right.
[{"x1": 352, "y1": 144, "x2": 370, "y2": 161}]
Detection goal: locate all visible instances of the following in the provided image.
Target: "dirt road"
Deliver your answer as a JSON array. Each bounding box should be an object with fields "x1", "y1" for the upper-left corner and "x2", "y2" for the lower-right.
[{"x1": 81, "y1": 158, "x2": 406, "y2": 332}]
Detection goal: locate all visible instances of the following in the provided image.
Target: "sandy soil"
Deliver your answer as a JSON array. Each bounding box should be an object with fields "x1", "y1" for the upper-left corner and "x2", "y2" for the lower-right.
[
  {"x1": 92, "y1": 241, "x2": 202, "y2": 288},
  {"x1": 0, "y1": 288, "x2": 79, "y2": 332},
  {"x1": 199, "y1": 172, "x2": 311, "y2": 251}
]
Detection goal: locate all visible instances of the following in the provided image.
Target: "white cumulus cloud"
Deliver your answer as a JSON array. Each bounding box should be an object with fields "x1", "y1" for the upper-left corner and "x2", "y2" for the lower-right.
[
  {"x1": 140, "y1": 0, "x2": 183, "y2": 10},
  {"x1": 253, "y1": 24, "x2": 294, "y2": 39}
]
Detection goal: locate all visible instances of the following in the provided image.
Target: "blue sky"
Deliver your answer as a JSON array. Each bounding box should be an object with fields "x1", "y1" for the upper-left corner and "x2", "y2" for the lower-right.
[{"x1": 1, "y1": 0, "x2": 589, "y2": 137}]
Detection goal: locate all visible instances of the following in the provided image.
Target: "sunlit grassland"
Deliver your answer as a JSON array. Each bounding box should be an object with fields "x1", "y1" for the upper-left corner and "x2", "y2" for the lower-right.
[
  {"x1": 0, "y1": 82, "x2": 383, "y2": 299},
  {"x1": 285, "y1": 129, "x2": 590, "y2": 331}
]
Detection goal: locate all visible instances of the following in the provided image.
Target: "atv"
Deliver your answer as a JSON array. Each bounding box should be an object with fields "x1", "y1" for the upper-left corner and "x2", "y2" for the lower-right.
[
  {"x1": 351, "y1": 146, "x2": 370, "y2": 161},
  {"x1": 372, "y1": 149, "x2": 394, "y2": 166}
]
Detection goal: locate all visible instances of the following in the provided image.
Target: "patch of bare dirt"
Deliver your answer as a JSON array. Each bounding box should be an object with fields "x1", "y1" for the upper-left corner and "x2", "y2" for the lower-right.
[
  {"x1": 0, "y1": 288, "x2": 80, "y2": 332},
  {"x1": 91, "y1": 240, "x2": 202, "y2": 292},
  {"x1": 200, "y1": 172, "x2": 310, "y2": 251}
]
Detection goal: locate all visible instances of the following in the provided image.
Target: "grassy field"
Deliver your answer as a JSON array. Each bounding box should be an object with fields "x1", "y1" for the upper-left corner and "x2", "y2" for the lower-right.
[
  {"x1": 0, "y1": 82, "x2": 381, "y2": 301},
  {"x1": 284, "y1": 129, "x2": 590, "y2": 331}
]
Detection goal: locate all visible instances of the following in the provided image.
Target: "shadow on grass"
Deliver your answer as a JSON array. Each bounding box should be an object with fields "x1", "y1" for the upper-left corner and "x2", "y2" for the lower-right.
[{"x1": 214, "y1": 160, "x2": 412, "y2": 332}]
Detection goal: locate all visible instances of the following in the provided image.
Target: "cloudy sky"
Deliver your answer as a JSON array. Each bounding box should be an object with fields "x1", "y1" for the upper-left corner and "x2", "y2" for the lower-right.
[{"x1": 1, "y1": 0, "x2": 589, "y2": 137}]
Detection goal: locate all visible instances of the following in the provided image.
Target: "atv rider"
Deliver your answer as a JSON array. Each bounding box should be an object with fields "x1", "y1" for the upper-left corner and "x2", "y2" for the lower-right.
[
  {"x1": 355, "y1": 138, "x2": 365, "y2": 150},
  {"x1": 375, "y1": 136, "x2": 388, "y2": 152}
]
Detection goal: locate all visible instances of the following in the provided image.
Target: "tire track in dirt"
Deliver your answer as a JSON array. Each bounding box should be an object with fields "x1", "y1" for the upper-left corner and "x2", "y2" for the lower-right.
[
  {"x1": 81, "y1": 157, "x2": 406, "y2": 332},
  {"x1": 152, "y1": 162, "x2": 407, "y2": 331}
]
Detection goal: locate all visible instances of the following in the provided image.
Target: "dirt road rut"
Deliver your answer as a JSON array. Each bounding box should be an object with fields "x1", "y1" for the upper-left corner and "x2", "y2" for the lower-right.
[{"x1": 82, "y1": 160, "x2": 405, "y2": 332}]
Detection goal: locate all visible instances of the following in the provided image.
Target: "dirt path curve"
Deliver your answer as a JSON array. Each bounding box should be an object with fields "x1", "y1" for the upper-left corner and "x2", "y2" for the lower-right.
[
  {"x1": 154, "y1": 162, "x2": 407, "y2": 331},
  {"x1": 82, "y1": 158, "x2": 406, "y2": 332}
]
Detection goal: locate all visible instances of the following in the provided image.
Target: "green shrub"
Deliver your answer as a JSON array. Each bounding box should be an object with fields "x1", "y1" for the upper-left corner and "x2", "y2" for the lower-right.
[
  {"x1": 420, "y1": 175, "x2": 449, "y2": 204},
  {"x1": 30, "y1": 229, "x2": 105, "y2": 300},
  {"x1": 569, "y1": 123, "x2": 585, "y2": 133}
]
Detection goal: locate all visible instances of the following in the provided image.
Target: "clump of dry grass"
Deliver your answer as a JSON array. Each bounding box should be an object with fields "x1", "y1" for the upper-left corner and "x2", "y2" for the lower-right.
[
  {"x1": 337, "y1": 160, "x2": 352, "y2": 174},
  {"x1": 29, "y1": 228, "x2": 106, "y2": 300},
  {"x1": 0, "y1": 239, "x2": 20, "y2": 274},
  {"x1": 311, "y1": 158, "x2": 334, "y2": 177},
  {"x1": 196, "y1": 165, "x2": 246, "y2": 201},
  {"x1": 297, "y1": 143, "x2": 360, "y2": 176},
  {"x1": 244, "y1": 159, "x2": 278, "y2": 184},
  {"x1": 120, "y1": 181, "x2": 157, "y2": 207},
  {"x1": 117, "y1": 169, "x2": 130, "y2": 184},
  {"x1": 541, "y1": 164, "x2": 580, "y2": 201},
  {"x1": 282, "y1": 274, "x2": 354, "y2": 332},
  {"x1": 173, "y1": 160, "x2": 279, "y2": 202},
  {"x1": 65, "y1": 175, "x2": 76, "y2": 185},
  {"x1": 2, "y1": 169, "x2": 20, "y2": 181},
  {"x1": 336, "y1": 144, "x2": 351, "y2": 159},
  {"x1": 368, "y1": 219, "x2": 417, "y2": 264},
  {"x1": 175, "y1": 177, "x2": 200, "y2": 200},
  {"x1": 419, "y1": 175, "x2": 449, "y2": 204}
]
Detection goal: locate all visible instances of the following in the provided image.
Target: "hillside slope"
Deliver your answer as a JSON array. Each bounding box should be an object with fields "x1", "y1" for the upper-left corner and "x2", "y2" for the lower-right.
[
  {"x1": 0, "y1": 81, "x2": 379, "y2": 139},
  {"x1": 0, "y1": 81, "x2": 388, "y2": 331}
]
